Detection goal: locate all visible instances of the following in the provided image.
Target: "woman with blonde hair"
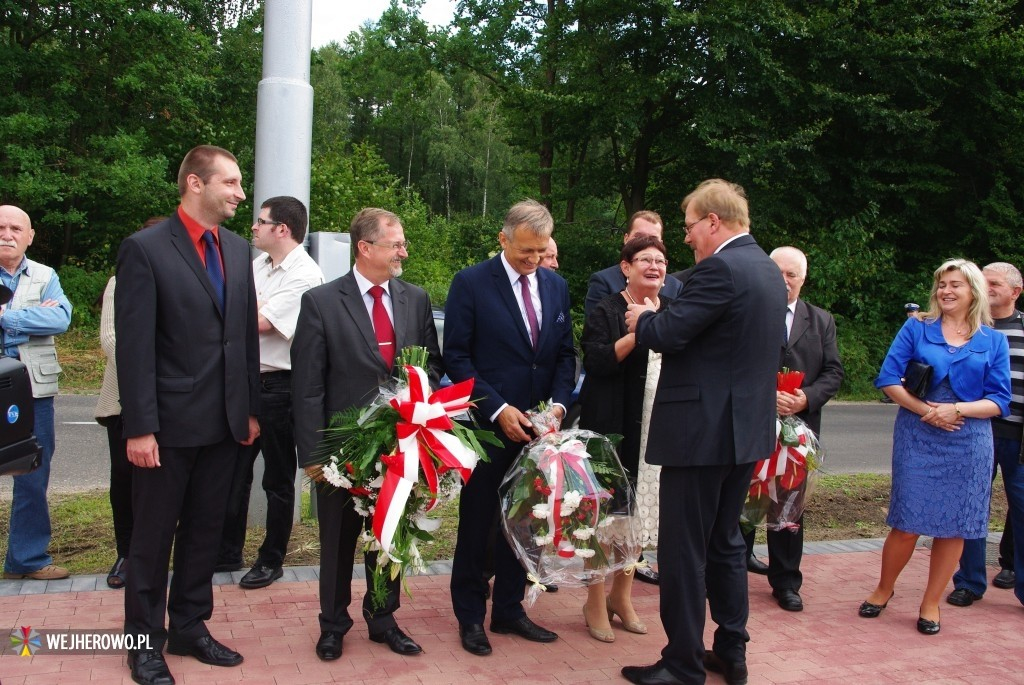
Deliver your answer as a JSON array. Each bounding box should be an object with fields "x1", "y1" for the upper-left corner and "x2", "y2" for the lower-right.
[{"x1": 860, "y1": 258, "x2": 1011, "y2": 634}]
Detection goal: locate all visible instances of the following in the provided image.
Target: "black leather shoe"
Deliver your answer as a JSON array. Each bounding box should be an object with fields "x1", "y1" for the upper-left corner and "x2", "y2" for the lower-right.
[
  {"x1": 166, "y1": 634, "x2": 242, "y2": 667},
  {"x1": 459, "y1": 623, "x2": 492, "y2": 656},
  {"x1": 917, "y1": 616, "x2": 940, "y2": 635},
  {"x1": 370, "y1": 626, "x2": 422, "y2": 655},
  {"x1": 772, "y1": 588, "x2": 804, "y2": 612},
  {"x1": 858, "y1": 591, "x2": 893, "y2": 618},
  {"x1": 746, "y1": 554, "x2": 768, "y2": 575},
  {"x1": 703, "y1": 651, "x2": 749, "y2": 685},
  {"x1": 621, "y1": 662, "x2": 686, "y2": 685},
  {"x1": 490, "y1": 615, "x2": 558, "y2": 642},
  {"x1": 238, "y1": 563, "x2": 283, "y2": 589},
  {"x1": 946, "y1": 588, "x2": 983, "y2": 606},
  {"x1": 129, "y1": 649, "x2": 175, "y2": 685},
  {"x1": 635, "y1": 565, "x2": 660, "y2": 585},
  {"x1": 993, "y1": 568, "x2": 1016, "y2": 589},
  {"x1": 315, "y1": 631, "x2": 343, "y2": 661}
]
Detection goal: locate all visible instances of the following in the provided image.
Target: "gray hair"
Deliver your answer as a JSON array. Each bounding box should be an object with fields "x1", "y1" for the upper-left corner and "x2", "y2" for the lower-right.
[
  {"x1": 983, "y1": 262, "x2": 1023, "y2": 290},
  {"x1": 770, "y1": 246, "x2": 808, "y2": 278},
  {"x1": 501, "y1": 199, "x2": 553, "y2": 240},
  {"x1": 350, "y1": 208, "x2": 401, "y2": 244}
]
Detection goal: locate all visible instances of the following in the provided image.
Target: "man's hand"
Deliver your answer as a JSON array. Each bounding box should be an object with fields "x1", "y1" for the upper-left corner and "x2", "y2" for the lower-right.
[
  {"x1": 240, "y1": 416, "x2": 260, "y2": 445},
  {"x1": 304, "y1": 464, "x2": 325, "y2": 483},
  {"x1": 497, "y1": 406, "x2": 535, "y2": 443},
  {"x1": 624, "y1": 299, "x2": 657, "y2": 333},
  {"x1": 776, "y1": 389, "x2": 809, "y2": 416},
  {"x1": 127, "y1": 434, "x2": 161, "y2": 468}
]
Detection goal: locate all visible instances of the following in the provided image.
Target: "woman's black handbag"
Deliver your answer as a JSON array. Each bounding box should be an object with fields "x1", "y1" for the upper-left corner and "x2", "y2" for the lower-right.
[{"x1": 902, "y1": 361, "x2": 933, "y2": 399}]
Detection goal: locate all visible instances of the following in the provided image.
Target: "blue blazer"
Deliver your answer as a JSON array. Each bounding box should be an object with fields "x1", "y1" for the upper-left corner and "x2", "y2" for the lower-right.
[
  {"x1": 443, "y1": 255, "x2": 577, "y2": 436},
  {"x1": 876, "y1": 316, "x2": 1011, "y2": 415}
]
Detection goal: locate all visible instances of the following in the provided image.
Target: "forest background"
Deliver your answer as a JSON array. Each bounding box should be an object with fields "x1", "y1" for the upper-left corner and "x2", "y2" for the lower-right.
[{"x1": 2, "y1": 0, "x2": 1023, "y2": 397}]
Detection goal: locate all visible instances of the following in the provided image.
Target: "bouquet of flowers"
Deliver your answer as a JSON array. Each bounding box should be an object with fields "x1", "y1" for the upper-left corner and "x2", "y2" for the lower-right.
[
  {"x1": 311, "y1": 346, "x2": 500, "y2": 608},
  {"x1": 742, "y1": 369, "x2": 824, "y2": 533},
  {"x1": 499, "y1": 404, "x2": 641, "y2": 605}
]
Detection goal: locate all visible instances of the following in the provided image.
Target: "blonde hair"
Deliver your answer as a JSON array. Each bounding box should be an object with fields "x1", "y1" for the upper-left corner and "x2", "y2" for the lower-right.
[
  {"x1": 917, "y1": 258, "x2": 992, "y2": 335},
  {"x1": 680, "y1": 179, "x2": 750, "y2": 231}
]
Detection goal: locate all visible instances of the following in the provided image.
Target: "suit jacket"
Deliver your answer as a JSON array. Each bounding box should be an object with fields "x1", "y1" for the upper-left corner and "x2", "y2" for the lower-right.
[
  {"x1": 784, "y1": 299, "x2": 844, "y2": 435},
  {"x1": 443, "y1": 255, "x2": 576, "y2": 441},
  {"x1": 585, "y1": 264, "x2": 684, "y2": 318},
  {"x1": 115, "y1": 214, "x2": 260, "y2": 447},
  {"x1": 635, "y1": 234, "x2": 787, "y2": 466},
  {"x1": 292, "y1": 271, "x2": 442, "y2": 466}
]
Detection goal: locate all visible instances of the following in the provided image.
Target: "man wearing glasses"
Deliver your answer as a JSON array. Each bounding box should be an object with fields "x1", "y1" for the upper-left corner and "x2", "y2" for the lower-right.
[
  {"x1": 292, "y1": 208, "x2": 441, "y2": 661},
  {"x1": 217, "y1": 196, "x2": 324, "y2": 588}
]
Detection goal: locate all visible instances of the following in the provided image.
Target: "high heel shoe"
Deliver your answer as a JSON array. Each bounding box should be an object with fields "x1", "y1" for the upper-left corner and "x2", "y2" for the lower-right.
[
  {"x1": 607, "y1": 598, "x2": 647, "y2": 634},
  {"x1": 583, "y1": 606, "x2": 614, "y2": 643},
  {"x1": 858, "y1": 591, "x2": 894, "y2": 618}
]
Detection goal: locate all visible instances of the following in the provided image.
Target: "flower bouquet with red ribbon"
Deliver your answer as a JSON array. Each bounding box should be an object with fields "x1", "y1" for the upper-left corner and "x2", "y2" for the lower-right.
[
  {"x1": 742, "y1": 369, "x2": 824, "y2": 533},
  {"x1": 499, "y1": 404, "x2": 640, "y2": 606},
  {"x1": 312, "y1": 346, "x2": 500, "y2": 608}
]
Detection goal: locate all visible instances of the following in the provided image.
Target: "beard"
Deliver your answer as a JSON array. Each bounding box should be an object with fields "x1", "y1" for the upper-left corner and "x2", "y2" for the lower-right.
[{"x1": 388, "y1": 261, "x2": 403, "y2": 279}]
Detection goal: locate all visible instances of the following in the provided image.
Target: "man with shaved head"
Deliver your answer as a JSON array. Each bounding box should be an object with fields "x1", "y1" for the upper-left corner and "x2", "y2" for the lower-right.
[{"x1": 0, "y1": 205, "x2": 73, "y2": 582}]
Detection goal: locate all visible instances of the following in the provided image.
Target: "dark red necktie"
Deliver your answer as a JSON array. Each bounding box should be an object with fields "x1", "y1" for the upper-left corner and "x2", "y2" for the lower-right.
[
  {"x1": 519, "y1": 274, "x2": 539, "y2": 350},
  {"x1": 369, "y1": 285, "x2": 396, "y2": 367}
]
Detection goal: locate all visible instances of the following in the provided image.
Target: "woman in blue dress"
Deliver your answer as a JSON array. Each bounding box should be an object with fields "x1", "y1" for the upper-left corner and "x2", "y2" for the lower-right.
[{"x1": 859, "y1": 259, "x2": 1011, "y2": 635}]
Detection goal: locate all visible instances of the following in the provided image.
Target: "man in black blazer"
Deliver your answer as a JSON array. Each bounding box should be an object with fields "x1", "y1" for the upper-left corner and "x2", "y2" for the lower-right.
[
  {"x1": 744, "y1": 246, "x2": 844, "y2": 612},
  {"x1": 623, "y1": 179, "x2": 788, "y2": 685},
  {"x1": 116, "y1": 146, "x2": 260, "y2": 685},
  {"x1": 445, "y1": 199, "x2": 577, "y2": 656},
  {"x1": 292, "y1": 208, "x2": 442, "y2": 662},
  {"x1": 584, "y1": 210, "x2": 684, "y2": 319}
]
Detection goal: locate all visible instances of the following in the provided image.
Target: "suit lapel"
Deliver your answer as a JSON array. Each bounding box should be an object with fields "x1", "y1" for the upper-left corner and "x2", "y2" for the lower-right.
[
  {"x1": 391, "y1": 279, "x2": 409, "y2": 352},
  {"x1": 491, "y1": 257, "x2": 534, "y2": 351},
  {"x1": 338, "y1": 273, "x2": 388, "y2": 371},
  {"x1": 169, "y1": 218, "x2": 223, "y2": 318},
  {"x1": 535, "y1": 268, "x2": 558, "y2": 352},
  {"x1": 788, "y1": 299, "x2": 810, "y2": 349}
]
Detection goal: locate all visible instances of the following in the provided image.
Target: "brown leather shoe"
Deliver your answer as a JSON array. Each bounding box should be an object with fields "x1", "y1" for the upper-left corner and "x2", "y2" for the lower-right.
[{"x1": 3, "y1": 564, "x2": 69, "y2": 580}]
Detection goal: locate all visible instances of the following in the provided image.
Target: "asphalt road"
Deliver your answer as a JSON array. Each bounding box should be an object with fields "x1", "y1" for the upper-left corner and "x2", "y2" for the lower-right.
[{"x1": 0, "y1": 395, "x2": 898, "y2": 497}]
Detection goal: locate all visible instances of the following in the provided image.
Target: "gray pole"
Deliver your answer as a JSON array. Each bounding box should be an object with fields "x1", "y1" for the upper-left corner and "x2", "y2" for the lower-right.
[{"x1": 252, "y1": 0, "x2": 314, "y2": 223}]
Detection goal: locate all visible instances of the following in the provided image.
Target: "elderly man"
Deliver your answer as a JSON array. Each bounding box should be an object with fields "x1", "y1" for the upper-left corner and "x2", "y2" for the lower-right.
[
  {"x1": 584, "y1": 210, "x2": 683, "y2": 318},
  {"x1": 117, "y1": 145, "x2": 261, "y2": 685},
  {"x1": 217, "y1": 196, "x2": 325, "y2": 589},
  {"x1": 540, "y1": 237, "x2": 559, "y2": 270},
  {"x1": 445, "y1": 199, "x2": 576, "y2": 656},
  {"x1": 947, "y1": 262, "x2": 1023, "y2": 608},
  {"x1": 623, "y1": 180, "x2": 787, "y2": 685},
  {"x1": 0, "y1": 205, "x2": 72, "y2": 582},
  {"x1": 292, "y1": 208, "x2": 441, "y2": 661},
  {"x1": 744, "y1": 246, "x2": 844, "y2": 612}
]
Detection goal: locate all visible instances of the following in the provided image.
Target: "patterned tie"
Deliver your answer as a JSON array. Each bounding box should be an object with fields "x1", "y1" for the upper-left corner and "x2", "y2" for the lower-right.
[
  {"x1": 519, "y1": 274, "x2": 539, "y2": 350},
  {"x1": 201, "y1": 230, "x2": 225, "y2": 312},
  {"x1": 369, "y1": 285, "x2": 396, "y2": 368}
]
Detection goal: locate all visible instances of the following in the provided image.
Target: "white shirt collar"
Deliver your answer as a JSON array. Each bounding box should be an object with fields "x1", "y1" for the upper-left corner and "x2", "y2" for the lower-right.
[
  {"x1": 500, "y1": 251, "x2": 537, "y2": 287},
  {"x1": 352, "y1": 265, "x2": 389, "y2": 297},
  {"x1": 713, "y1": 232, "x2": 749, "y2": 254}
]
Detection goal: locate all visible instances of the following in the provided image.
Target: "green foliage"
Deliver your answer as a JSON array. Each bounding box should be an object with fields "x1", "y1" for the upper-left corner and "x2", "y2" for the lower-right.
[{"x1": 57, "y1": 265, "x2": 110, "y2": 328}]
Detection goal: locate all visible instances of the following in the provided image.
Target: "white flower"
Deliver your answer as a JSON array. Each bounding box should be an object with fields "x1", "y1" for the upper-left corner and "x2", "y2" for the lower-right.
[
  {"x1": 574, "y1": 548, "x2": 596, "y2": 559},
  {"x1": 414, "y1": 515, "x2": 442, "y2": 532},
  {"x1": 572, "y1": 526, "x2": 595, "y2": 541},
  {"x1": 532, "y1": 503, "x2": 550, "y2": 519},
  {"x1": 352, "y1": 499, "x2": 370, "y2": 517},
  {"x1": 533, "y1": 533, "x2": 554, "y2": 546},
  {"x1": 368, "y1": 474, "x2": 384, "y2": 488},
  {"x1": 321, "y1": 463, "x2": 353, "y2": 490},
  {"x1": 561, "y1": 490, "x2": 582, "y2": 514}
]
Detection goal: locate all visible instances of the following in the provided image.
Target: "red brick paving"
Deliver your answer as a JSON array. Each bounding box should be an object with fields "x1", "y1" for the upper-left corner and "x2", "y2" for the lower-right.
[{"x1": 1, "y1": 548, "x2": 1022, "y2": 684}]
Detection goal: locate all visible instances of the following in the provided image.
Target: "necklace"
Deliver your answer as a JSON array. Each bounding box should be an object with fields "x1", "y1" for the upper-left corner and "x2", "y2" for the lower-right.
[{"x1": 624, "y1": 289, "x2": 658, "y2": 308}]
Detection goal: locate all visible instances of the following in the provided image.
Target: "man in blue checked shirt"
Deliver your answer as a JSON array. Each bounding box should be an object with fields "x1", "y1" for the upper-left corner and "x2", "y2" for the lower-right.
[{"x1": 0, "y1": 205, "x2": 72, "y2": 581}]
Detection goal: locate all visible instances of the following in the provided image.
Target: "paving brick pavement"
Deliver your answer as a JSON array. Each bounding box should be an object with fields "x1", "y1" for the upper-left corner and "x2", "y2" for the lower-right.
[{"x1": 1, "y1": 539, "x2": 1022, "y2": 684}]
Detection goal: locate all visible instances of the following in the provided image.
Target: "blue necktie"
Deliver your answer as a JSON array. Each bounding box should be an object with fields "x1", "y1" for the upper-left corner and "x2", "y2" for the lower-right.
[{"x1": 201, "y1": 230, "x2": 225, "y2": 311}]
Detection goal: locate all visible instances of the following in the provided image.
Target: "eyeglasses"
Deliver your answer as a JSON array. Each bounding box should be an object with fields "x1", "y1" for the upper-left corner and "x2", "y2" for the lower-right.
[
  {"x1": 255, "y1": 218, "x2": 284, "y2": 227},
  {"x1": 632, "y1": 256, "x2": 668, "y2": 268},
  {"x1": 684, "y1": 215, "x2": 709, "y2": 234},
  {"x1": 367, "y1": 240, "x2": 411, "y2": 251}
]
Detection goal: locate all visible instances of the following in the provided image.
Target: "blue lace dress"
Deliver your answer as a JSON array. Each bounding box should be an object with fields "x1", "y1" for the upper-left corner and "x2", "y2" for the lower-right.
[{"x1": 887, "y1": 379, "x2": 992, "y2": 538}]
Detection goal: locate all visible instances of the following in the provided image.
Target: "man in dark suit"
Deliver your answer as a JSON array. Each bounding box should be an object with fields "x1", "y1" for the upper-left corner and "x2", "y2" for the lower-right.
[
  {"x1": 445, "y1": 199, "x2": 577, "y2": 656},
  {"x1": 292, "y1": 208, "x2": 441, "y2": 662},
  {"x1": 116, "y1": 145, "x2": 261, "y2": 685},
  {"x1": 744, "y1": 246, "x2": 843, "y2": 612},
  {"x1": 584, "y1": 210, "x2": 684, "y2": 319},
  {"x1": 623, "y1": 179, "x2": 788, "y2": 685}
]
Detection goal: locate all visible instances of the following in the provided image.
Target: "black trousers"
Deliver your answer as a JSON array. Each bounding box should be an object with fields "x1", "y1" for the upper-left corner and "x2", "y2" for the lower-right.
[
  {"x1": 314, "y1": 483, "x2": 400, "y2": 635},
  {"x1": 123, "y1": 435, "x2": 239, "y2": 648},
  {"x1": 450, "y1": 441, "x2": 528, "y2": 626},
  {"x1": 743, "y1": 518, "x2": 804, "y2": 591},
  {"x1": 103, "y1": 417, "x2": 133, "y2": 558},
  {"x1": 659, "y1": 463, "x2": 755, "y2": 683},
  {"x1": 219, "y1": 372, "x2": 298, "y2": 568}
]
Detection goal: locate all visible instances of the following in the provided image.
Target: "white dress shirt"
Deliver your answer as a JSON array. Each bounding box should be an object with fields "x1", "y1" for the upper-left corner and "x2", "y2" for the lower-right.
[{"x1": 253, "y1": 245, "x2": 325, "y2": 372}]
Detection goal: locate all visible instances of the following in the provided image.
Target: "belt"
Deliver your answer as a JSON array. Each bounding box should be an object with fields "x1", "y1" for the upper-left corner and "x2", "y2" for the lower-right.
[{"x1": 261, "y1": 370, "x2": 291, "y2": 379}]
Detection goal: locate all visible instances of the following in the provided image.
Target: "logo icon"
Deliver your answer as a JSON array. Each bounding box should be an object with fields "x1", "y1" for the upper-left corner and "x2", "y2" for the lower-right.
[
  {"x1": 10, "y1": 626, "x2": 41, "y2": 656},
  {"x1": 6, "y1": 404, "x2": 19, "y2": 424}
]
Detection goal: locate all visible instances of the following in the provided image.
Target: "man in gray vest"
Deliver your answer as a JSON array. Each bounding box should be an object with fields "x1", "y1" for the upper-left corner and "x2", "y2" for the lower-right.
[{"x1": 0, "y1": 205, "x2": 72, "y2": 581}]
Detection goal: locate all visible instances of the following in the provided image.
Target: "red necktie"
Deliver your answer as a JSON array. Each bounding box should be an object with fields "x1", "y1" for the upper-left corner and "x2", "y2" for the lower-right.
[
  {"x1": 519, "y1": 274, "x2": 539, "y2": 350},
  {"x1": 369, "y1": 285, "x2": 396, "y2": 368}
]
